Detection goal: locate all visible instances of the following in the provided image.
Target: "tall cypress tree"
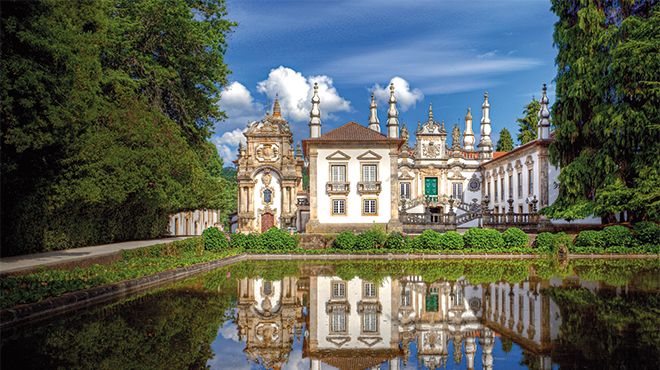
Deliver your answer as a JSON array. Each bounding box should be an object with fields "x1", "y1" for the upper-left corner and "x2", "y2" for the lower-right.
[
  {"x1": 496, "y1": 128, "x2": 514, "y2": 152},
  {"x1": 516, "y1": 99, "x2": 541, "y2": 145},
  {"x1": 547, "y1": 1, "x2": 659, "y2": 222}
]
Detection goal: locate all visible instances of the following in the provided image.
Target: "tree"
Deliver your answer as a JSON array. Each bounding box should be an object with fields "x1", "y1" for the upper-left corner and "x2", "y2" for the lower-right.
[
  {"x1": 496, "y1": 128, "x2": 514, "y2": 152},
  {"x1": 516, "y1": 98, "x2": 541, "y2": 145},
  {"x1": 545, "y1": 1, "x2": 659, "y2": 222},
  {"x1": 1, "y1": 0, "x2": 236, "y2": 255}
]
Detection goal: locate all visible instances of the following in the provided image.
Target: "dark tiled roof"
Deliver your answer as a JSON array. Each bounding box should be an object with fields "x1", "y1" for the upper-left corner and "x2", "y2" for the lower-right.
[{"x1": 317, "y1": 121, "x2": 391, "y2": 141}]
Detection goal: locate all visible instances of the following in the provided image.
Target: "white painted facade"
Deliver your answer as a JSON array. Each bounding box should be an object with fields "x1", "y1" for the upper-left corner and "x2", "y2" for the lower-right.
[
  {"x1": 168, "y1": 209, "x2": 221, "y2": 236},
  {"x1": 315, "y1": 148, "x2": 393, "y2": 224}
]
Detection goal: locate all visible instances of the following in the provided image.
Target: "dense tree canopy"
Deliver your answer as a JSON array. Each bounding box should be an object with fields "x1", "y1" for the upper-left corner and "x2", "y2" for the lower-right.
[
  {"x1": 1, "y1": 0, "x2": 236, "y2": 255},
  {"x1": 496, "y1": 128, "x2": 514, "y2": 152},
  {"x1": 516, "y1": 98, "x2": 541, "y2": 145},
  {"x1": 546, "y1": 0, "x2": 659, "y2": 222}
]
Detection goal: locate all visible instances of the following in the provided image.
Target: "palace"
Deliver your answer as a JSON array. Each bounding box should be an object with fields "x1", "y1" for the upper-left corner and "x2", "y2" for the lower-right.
[{"x1": 233, "y1": 83, "x2": 599, "y2": 234}]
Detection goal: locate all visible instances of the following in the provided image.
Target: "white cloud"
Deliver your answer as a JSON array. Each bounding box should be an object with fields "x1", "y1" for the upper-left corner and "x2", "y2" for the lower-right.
[
  {"x1": 217, "y1": 321, "x2": 241, "y2": 342},
  {"x1": 257, "y1": 66, "x2": 351, "y2": 121},
  {"x1": 372, "y1": 77, "x2": 424, "y2": 112},
  {"x1": 213, "y1": 128, "x2": 246, "y2": 165},
  {"x1": 477, "y1": 50, "x2": 498, "y2": 59},
  {"x1": 217, "y1": 81, "x2": 264, "y2": 131}
]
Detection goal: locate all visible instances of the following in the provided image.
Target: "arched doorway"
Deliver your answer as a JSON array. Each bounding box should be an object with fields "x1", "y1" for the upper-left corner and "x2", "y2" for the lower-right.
[{"x1": 261, "y1": 213, "x2": 274, "y2": 232}]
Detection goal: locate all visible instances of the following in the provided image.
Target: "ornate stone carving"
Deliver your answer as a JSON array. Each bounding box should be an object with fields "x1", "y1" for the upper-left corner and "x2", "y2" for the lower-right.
[{"x1": 256, "y1": 144, "x2": 280, "y2": 162}]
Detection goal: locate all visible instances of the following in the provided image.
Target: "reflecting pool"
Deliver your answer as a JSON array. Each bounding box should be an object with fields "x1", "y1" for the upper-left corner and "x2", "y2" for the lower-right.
[{"x1": 2, "y1": 258, "x2": 659, "y2": 369}]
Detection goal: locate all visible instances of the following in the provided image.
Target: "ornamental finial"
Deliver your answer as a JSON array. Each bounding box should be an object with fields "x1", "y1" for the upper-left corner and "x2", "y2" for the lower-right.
[{"x1": 272, "y1": 94, "x2": 281, "y2": 118}]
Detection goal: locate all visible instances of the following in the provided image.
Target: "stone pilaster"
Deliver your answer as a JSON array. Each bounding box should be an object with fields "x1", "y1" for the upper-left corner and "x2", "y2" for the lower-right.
[
  {"x1": 539, "y1": 147, "x2": 549, "y2": 207},
  {"x1": 306, "y1": 148, "x2": 320, "y2": 232},
  {"x1": 387, "y1": 148, "x2": 403, "y2": 232}
]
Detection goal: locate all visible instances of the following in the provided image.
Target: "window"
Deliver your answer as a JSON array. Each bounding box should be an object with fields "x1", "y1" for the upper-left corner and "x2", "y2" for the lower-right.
[
  {"x1": 363, "y1": 282, "x2": 377, "y2": 298},
  {"x1": 452, "y1": 183, "x2": 463, "y2": 200},
  {"x1": 517, "y1": 172, "x2": 523, "y2": 198},
  {"x1": 501, "y1": 179, "x2": 505, "y2": 201},
  {"x1": 519, "y1": 205, "x2": 524, "y2": 214},
  {"x1": 494, "y1": 179, "x2": 498, "y2": 200},
  {"x1": 401, "y1": 288, "x2": 411, "y2": 307},
  {"x1": 332, "y1": 281, "x2": 346, "y2": 298},
  {"x1": 263, "y1": 281, "x2": 272, "y2": 296},
  {"x1": 331, "y1": 309, "x2": 346, "y2": 333},
  {"x1": 332, "y1": 199, "x2": 345, "y2": 215},
  {"x1": 362, "y1": 164, "x2": 378, "y2": 182},
  {"x1": 400, "y1": 182, "x2": 411, "y2": 199},
  {"x1": 362, "y1": 312, "x2": 378, "y2": 333},
  {"x1": 263, "y1": 188, "x2": 272, "y2": 204},
  {"x1": 508, "y1": 175, "x2": 513, "y2": 199},
  {"x1": 331, "y1": 165, "x2": 346, "y2": 182},
  {"x1": 528, "y1": 168, "x2": 534, "y2": 195},
  {"x1": 363, "y1": 199, "x2": 377, "y2": 215}
]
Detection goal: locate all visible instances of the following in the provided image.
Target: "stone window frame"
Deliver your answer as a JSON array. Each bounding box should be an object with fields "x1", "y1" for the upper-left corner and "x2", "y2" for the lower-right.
[
  {"x1": 329, "y1": 162, "x2": 348, "y2": 183},
  {"x1": 360, "y1": 162, "x2": 379, "y2": 182},
  {"x1": 400, "y1": 181, "x2": 411, "y2": 200},
  {"x1": 525, "y1": 156, "x2": 535, "y2": 196},
  {"x1": 331, "y1": 197, "x2": 347, "y2": 216},
  {"x1": 362, "y1": 281, "x2": 378, "y2": 299},
  {"x1": 362, "y1": 197, "x2": 378, "y2": 216},
  {"x1": 361, "y1": 310, "x2": 379, "y2": 335},
  {"x1": 332, "y1": 281, "x2": 347, "y2": 299}
]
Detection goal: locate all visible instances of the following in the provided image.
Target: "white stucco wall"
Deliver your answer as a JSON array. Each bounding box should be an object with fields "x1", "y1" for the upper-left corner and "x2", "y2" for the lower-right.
[
  {"x1": 168, "y1": 209, "x2": 220, "y2": 235},
  {"x1": 316, "y1": 148, "x2": 392, "y2": 224}
]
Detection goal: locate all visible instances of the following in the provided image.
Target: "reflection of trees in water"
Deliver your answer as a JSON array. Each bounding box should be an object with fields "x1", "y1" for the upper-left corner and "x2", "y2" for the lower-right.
[
  {"x1": 1, "y1": 288, "x2": 235, "y2": 369},
  {"x1": 548, "y1": 288, "x2": 660, "y2": 370}
]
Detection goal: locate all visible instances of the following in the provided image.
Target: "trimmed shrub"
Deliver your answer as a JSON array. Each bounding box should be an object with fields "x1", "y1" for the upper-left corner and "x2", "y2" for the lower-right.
[
  {"x1": 201, "y1": 227, "x2": 228, "y2": 252},
  {"x1": 601, "y1": 225, "x2": 635, "y2": 248},
  {"x1": 502, "y1": 228, "x2": 529, "y2": 248},
  {"x1": 463, "y1": 228, "x2": 504, "y2": 249},
  {"x1": 384, "y1": 232, "x2": 406, "y2": 249},
  {"x1": 354, "y1": 231, "x2": 379, "y2": 250},
  {"x1": 407, "y1": 235, "x2": 425, "y2": 250},
  {"x1": 230, "y1": 232, "x2": 259, "y2": 250},
  {"x1": 258, "y1": 227, "x2": 297, "y2": 250},
  {"x1": 334, "y1": 231, "x2": 357, "y2": 250},
  {"x1": 438, "y1": 231, "x2": 464, "y2": 250},
  {"x1": 574, "y1": 230, "x2": 605, "y2": 249},
  {"x1": 369, "y1": 224, "x2": 388, "y2": 247},
  {"x1": 418, "y1": 229, "x2": 443, "y2": 249},
  {"x1": 633, "y1": 222, "x2": 660, "y2": 246},
  {"x1": 535, "y1": 232, "x2": 572, "y2": 254}
]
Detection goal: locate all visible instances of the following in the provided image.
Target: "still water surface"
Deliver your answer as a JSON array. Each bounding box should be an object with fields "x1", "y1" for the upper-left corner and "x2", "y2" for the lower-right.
[{"x1": 2, "y1": 258, "x2": 659, "y2": 369}]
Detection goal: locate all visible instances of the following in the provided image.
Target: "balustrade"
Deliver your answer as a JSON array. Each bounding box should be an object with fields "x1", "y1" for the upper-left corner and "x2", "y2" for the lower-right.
[
  {"x1": 357, "y1": 181, "x2": 381, "y2": 195},
  {"x1": 326, "y1": 181, "x2": 350, "y2": 195}
]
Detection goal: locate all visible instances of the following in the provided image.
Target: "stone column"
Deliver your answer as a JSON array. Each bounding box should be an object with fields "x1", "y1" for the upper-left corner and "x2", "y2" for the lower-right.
[
  {"x1": 387, "y1": 147, "x2": 403, "y2": 232},
  {"x1": 539, "y1": 148, "x2": 549, "y2": 207},
  {"x1": 307, "y1": 148, "x2": 320, "y2": 232}
]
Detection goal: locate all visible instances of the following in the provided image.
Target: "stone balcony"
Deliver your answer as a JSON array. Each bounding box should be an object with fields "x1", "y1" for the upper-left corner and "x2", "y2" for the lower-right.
[
  {"x1": 326, "y1": 181, "x2": 350, "y2": 195},
  {"x1": 357, "y1": 181, "x2": 381, "y2": 195}
]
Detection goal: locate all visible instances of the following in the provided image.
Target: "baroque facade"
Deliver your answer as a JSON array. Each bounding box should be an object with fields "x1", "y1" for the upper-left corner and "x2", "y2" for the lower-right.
[{"x1": 235, "y1": 83, "x2": 599, "y2": 233}]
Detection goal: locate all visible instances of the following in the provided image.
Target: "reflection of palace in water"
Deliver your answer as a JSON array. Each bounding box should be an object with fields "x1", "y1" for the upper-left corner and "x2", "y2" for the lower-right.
[{"x1": 233, "y1": 269, "x2": 595, "y2": 370}]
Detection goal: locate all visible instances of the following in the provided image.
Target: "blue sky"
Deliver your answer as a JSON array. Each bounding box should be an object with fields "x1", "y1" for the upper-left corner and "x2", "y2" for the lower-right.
[{"x1": 213, "y1": 0, "x2": 558, "y2": 164}]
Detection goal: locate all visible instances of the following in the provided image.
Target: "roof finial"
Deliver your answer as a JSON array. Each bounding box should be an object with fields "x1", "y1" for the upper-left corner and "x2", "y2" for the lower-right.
[
  {"x1": 272, "y1": 94, "x2": 281, "y2": 118},
  {"x1": 368, "y1": 92, "x2": 380, "y2": 132},
  {"x1": 428, "y1": 103, "x2": 434, "y2": 122},
  {"x1": 537, "y1": 83, "x2": 551, "y2": 140},
  {"x1": 387, "y1": 82, "x2": 399, "y2": 138},
  {"x1": 309, "y1": 82, "x2": 321, "y2": 138}
]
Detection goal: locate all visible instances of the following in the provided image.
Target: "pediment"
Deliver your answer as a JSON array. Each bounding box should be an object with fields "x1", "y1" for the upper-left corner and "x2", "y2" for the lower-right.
[
  {"x1": 357, "y1": 150, "x2": 382, "y2": 160},
  {"x1": 325, "y1": 150, "x2": 351, "y2": 160},
  {"x1": 326, "y1": 336, "x2": 351, "y2": 347},
  {"x1": 357, "y1": 336, "x2": 382, "y2": 347}
]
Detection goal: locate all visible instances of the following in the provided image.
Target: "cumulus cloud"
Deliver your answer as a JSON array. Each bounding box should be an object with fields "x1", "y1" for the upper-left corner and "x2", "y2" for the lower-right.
[
  {"x1": 372, "y1": 77, "x2": 424, "y2": 112},
  {"x1": 257, "y1": 66, "x2": 351, "y2": 121},
  {"x1": 213, "y1": 128, "x2": 246, "y2": 165},
  {"x1": 218, "y1": 81, "x2": 264, "y2": 131}
]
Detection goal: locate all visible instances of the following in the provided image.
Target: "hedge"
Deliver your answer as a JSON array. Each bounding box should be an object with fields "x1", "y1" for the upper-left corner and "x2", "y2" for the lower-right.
[
  {"x1": 574, "y1": 230, "x2": 605, "y2": 249},
  {"x1": 463, "y1": 228, "x2": 504, "y2": 249},
  {"x1": 334, "y1": 231, "x2": 357, "y2": 250},
  {"x1": 502, "y1": 228, "x2": 529, "y2": 248},
  {"x1": 201, "y1": 227, "x2": 228, "y2": 252},
  {"x1": 535, "y1": 232, "x2": 572, "y2": 254},
  {"x1": 384, "y1": 232, "x2": 406, "y2": 249},
  {"x1": 633, "y1": 222, "x2": 659, "y2": 246},
  {"x1": 601, "y1": 225, "x2": 636, "y2": 248}
]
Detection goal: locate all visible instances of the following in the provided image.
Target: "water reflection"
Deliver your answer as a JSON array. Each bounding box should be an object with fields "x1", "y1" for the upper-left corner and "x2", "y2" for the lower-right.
[{"x1": 2, "y1": 260, "x2": 659, "y2": 369}]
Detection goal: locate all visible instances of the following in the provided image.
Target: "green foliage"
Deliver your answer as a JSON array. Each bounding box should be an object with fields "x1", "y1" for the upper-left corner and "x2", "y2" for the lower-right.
[
  {"x1": 574, "y1": 230, "x2": 606, "y2": 249},
  {"x1": 354, "y1": 231, "x2": 380, "y2": 250},
  {"x1": 516, "y1": 99, "x2": 541, "y2": 145},
  {"x1": 201, "y1": 227, "x2": 228, "y2": 252},
  {"x1": 438, "y1": 231, "x2": 465, "y2": 250},
  {"x1": 463, "y1": 228, "x2": 504, "y2": 249},
  {"x1": 502, "y1": 227, "x2": 529, "y2": 248},
  {"x1": 384, "y1": 232, "x2": 406, "y2": 249},
  {"x1": 633, "y1": 221, "x2": 660, "y2": 246},
  {"x1": 535, "y1": 232, "x2": 572, "y2": 255},
  {"x1": 369, "y1": 224, "x2": 388, "y2": 247},
  {"x1": 601, "y1": 225, "x2": 636, "y2": 248},
  {"x1": 334, "y1": 231, "x2": 357, "y2": 250},
  {"x1": 548, "y1": 1, "x2": 660, "y2": 222},
  {"x1": 495, "y1": 128, "x2": 514, "y2": 152},
  {"x1": 229, "y1": 233, "x2": 259, "y2": 250},
  {"x1": 417, "y1": 230, "x2": 443, "y2": 249},
  {"x1": 0, "y1": 0, "x2": 236, "y2": 255},
  {"x1": 257, "y1": 227, "x2": 297, "y2": 250}
]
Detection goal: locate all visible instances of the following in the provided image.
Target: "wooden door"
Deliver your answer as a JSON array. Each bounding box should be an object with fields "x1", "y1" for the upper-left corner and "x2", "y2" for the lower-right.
[
  {"x1": 424, "y1": 177, "x2": 438, "y2": 195},
  {"x1": 261, "y1": 213, "x2": 274, "y2": 232}
]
